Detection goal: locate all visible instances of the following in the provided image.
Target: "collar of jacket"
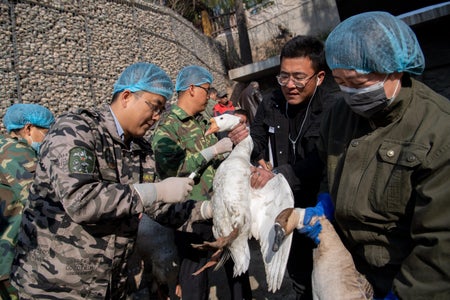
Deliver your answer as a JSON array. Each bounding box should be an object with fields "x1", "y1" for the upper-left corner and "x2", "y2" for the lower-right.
[
  {"x1": 171, "y1": 105, "x2": 208, "y2": 124},
  {"x1": 171, "y1": 105, "x2": 193, "y2": 122}
]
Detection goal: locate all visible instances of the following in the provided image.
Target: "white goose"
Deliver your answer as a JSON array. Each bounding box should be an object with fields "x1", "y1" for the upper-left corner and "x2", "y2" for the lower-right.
[
  {"x1": 194, "y1": 114, "x2": 294, "y2": 292},
  {"x1": 273, "y1": 208, "x2": 373, "y2": 300}
]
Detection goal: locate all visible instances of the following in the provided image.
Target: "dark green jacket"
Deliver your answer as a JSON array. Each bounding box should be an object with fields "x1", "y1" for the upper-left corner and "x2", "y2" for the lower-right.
[{"x1": 317, "y1": 77, "x2": 450, "y2": 299}]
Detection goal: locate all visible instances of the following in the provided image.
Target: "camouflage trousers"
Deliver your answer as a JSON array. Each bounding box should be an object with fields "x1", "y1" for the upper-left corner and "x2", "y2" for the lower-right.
[{"x1": 0, "y1": 279, "x2": 18, "y2": 300}]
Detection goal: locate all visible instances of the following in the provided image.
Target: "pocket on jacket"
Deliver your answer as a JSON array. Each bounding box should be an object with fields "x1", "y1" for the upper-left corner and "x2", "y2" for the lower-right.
[{"x1": 370, "y1": 140, "x2": 429, "y2": 212}]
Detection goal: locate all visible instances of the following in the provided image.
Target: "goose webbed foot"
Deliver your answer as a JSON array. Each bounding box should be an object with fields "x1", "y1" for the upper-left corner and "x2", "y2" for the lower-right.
[
  {"x1": 191, "y1": 227, "x2": 239, "y2": 250},
  {"x1": 191, "y1": 248, "x2": 223, "y2": 275}
]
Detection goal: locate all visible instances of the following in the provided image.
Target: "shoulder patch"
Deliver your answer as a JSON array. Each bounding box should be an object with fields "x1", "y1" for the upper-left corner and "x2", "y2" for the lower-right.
[{"x1": 69, "y1": 147, "x2": 96, "y2": 174}]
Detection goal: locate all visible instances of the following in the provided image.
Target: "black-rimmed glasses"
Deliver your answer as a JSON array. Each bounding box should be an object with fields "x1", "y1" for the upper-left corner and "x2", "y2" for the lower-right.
[
  {"x1": 132, "y1": 91, "x2": 165, "y2": 116},
  {"x1": 143, "y1": 100, "x2": 164, "y2": 116},
  {"x1": 195, "y1": 85, "x2": 211, "y2": 95}
]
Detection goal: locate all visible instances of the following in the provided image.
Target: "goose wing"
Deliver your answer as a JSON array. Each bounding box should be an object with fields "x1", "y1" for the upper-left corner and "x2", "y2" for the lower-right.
[{"x1": 249, "y1": 173, "x2": 294, "y2": 292}]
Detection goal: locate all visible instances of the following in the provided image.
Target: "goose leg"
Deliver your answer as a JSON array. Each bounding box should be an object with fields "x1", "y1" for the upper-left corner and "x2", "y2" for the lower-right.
[{"x1": 191, "y1": 227, "x2": 239, "y2": 250}]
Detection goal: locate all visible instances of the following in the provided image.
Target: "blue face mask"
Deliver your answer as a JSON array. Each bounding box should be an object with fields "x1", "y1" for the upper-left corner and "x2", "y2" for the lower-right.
[
  {"x1": 30, "y1": 129, "x2": 46, "y2": 154},
  {"x1": 339, "y1": 75, "x2": 397, "y2": 118},
  {"x1": 31, "y1": 141, "x2": 42, "y2": 154}
]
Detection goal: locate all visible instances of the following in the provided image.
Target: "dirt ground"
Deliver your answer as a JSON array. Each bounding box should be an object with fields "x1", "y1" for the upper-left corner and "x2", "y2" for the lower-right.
[{"x1": 132, "y1": 238, "x2": 296, "y2": 300}]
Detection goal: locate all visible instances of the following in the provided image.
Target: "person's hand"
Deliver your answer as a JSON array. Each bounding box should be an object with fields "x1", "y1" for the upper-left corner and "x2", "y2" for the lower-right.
[
  {"x1": 228, "y1": 122, "x2": 248, "y2": 145},
  {"x1": 179, "y1": 200, "x2": 213, "y2": 226},
  {"x1": 213, "y1": 137, "x2": 233, "y2": 155},
  {"x1": 257, "y1": 159, "x2": 272, "y2": 171},
  {"x1": 303, "y1": 193, "x2": 334, "y2": 225},
  {"x1": 298, "y1": 193, "x2": 334, "y2": 245},
  {"x1": 298, "y1": 221, "x2": 322, "y2": 245},
  {"x1": 250, "y1": 166, "x2": 274, "y2": 189},
  {"x1": 200, "y1": 138, "x2": 233, "y2": 161},
  {"x1": 154, "y1": 177, "x2": 194, "y2": 203}
]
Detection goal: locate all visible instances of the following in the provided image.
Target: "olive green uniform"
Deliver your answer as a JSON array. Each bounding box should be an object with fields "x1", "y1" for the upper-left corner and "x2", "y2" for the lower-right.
[{"x1": 318, "y1": 77, "x2": 450, "y2": 298}]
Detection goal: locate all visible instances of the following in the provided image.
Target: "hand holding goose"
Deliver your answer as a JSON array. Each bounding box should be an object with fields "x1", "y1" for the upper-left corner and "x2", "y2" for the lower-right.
[{"x1": 273, "y1": 195, "x2": 373, "y2": 300}]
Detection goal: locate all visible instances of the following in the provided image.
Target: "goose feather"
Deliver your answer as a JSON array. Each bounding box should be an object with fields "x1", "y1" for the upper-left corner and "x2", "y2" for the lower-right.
[{"x1": 204, "y1": 114, "x2": 294, "y2": 292}]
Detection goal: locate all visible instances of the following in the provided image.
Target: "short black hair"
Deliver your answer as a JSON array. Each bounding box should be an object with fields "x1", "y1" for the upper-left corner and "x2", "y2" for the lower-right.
[
  {"x1": 280, "y1": 35, "x2": 326, "y2": 72},
  {"x1": 234, "y1": 108, "x2": 249, "y2": 119}
]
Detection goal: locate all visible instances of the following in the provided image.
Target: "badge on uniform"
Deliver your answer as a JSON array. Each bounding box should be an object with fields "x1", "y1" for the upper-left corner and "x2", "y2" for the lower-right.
[
  {"x1": 69, "y1": 147, "x2": 96, "y2": 174},
  {"x1": 269, "y1": 126, "x2": 275, "y2": 133}
]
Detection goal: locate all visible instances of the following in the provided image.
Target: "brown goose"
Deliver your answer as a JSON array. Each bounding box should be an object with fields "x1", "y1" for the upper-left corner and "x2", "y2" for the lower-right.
[{"x1": 274, "y1": 208, "x2": 373, "y2": 300}]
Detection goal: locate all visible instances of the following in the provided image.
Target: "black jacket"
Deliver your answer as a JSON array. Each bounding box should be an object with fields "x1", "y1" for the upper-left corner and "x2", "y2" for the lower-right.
[{"x1": 250, "y1": 86, "x2": 340, "y2": 206}]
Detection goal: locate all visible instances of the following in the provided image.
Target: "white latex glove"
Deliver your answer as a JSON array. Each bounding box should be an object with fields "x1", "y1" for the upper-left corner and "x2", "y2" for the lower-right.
[
  {"x1": 155, "y1": 177, "x2": 194, "y2": 203},
  {"x1": 200, "y1": 137, "x2": 233, "y2": 161},
  {"x1": 200, "y1": 200, "x2": 213, "y2": 219},
  {"x1": 134, "y1": 177, "x2": 193, "y2": 207}
]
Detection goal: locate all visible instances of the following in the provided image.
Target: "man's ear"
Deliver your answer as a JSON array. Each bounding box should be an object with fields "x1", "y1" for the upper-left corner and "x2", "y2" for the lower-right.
[
  {"x1": 316, "y1": 71, "x2": 326, "y2": 86},
  {"x1": 23, "y1": 123, "x2": 33, "y2": 136},
  {"x1": 120, "y1": 90, "x2": 134, "y2": 107}
]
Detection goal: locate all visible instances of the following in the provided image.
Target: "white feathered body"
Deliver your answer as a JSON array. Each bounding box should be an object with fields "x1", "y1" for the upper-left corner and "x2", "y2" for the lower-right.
[
  {"x1": 209, "y1": 114, "x2": 294, "y2": 292},
  {"x1": 211, "y1": 135, "x2": 253, "y2": 276}
]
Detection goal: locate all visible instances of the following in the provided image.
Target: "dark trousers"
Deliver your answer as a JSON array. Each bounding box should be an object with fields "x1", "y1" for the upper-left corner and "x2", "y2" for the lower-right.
[
  {"x1": 287, "y1": 230, "x2": 314, "y2": 300},
  {"x1": 224, "y1": 258, "x2": 253, "y2": 300},
  {"x1": 175, "y1": 222, "x2": 252, "y2": 300}
]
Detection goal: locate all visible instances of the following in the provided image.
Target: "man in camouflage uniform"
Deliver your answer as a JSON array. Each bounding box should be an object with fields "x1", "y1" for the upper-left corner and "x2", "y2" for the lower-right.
[
  {"x1": 152, "y1": 65, "x2": 251, "y2": 300},
  {"x1": 11, "y1": 63, "x2": 195, "y2": 299},
  {"x1": 0, "y1": 104, "x2": 54, "y2": 300}
]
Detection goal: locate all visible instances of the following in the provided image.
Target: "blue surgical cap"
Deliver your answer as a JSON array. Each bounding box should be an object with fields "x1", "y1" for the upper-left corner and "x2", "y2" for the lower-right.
[
  {"x1": 175, "y1": 65, "x2": 213, "y2": 92},
  {"x1": 113, "y1": 62, "x2": 173, "y2": 100},
  {"x1": 3, "y1": 103, "x2": 55, "y2": 133},
  {"x1": 325, "y1": 11, "x2": 425, "y2": 75}
]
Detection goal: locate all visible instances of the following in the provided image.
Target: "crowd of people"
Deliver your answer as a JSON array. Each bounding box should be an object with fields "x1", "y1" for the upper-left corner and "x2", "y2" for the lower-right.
[{"x1": 0, "y1": 11, "x2": 448, "y2": 300}]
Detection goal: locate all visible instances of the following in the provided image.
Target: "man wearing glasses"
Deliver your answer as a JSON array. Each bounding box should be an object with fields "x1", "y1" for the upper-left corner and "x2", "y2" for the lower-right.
[
  {"x1": 11, "y1": 62, "x2": 195, "y2": 299},
  {"x1": 152, "y1": 65, "x2": 251, "y2": 300},
  {"x1": 249, "y1": 35, "x2": 341, "y2": 300}
]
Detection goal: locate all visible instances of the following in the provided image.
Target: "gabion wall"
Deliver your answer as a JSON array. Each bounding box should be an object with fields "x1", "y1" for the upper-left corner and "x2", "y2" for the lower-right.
[{"x1": 0, "y1": 0, "x2": 229, "y2": 132}]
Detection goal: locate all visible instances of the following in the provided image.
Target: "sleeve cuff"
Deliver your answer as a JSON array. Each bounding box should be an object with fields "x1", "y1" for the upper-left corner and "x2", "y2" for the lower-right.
[
  {"x1": 133, "y1": 183, "x2": 158, "y2": 208},
  {"x1": 200, "y1": 146, "x2": 215, "y2": 161}
]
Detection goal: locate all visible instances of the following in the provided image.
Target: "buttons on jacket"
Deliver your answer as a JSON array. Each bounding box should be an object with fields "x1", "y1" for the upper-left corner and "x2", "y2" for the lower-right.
[
  {"x1": 407, "y1": 155, "x2": 416, "y2": 162},
  {"x1": 386, "y1": 150, "x2": 395, "y2": 157},
  {"x1": 351, "y1": 140, "x2": 359, "y2": 147},
  {"x1": 378, "y1": 141, "x2": 428, "y2": 168}
]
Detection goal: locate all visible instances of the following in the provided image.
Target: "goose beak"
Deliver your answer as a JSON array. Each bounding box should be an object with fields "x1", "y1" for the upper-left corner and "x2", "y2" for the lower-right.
[
  {"x1": 272, "y1": 222, "x2": 286, "y2": 252},
  {"x1": 272, "y1": 207, "x2": 300, "y2": 252},
  {"x1": 205, "y1": 118, "x2": 219, "y2": 135}
]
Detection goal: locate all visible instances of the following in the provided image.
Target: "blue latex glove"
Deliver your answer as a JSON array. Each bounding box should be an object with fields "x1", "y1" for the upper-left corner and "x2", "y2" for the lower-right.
[
  {"x1": 374, "y1": 291, "x2": 398, "y2": 300},
  {"x1": 299, "y1": 193, "x2": 334, "y2": 245},
  {"x1": 303, "y1": 193, "x2": 334, "y2": 225},
  {"x1": 298, "y1": 221, "x2": 322, "y2": 245}
]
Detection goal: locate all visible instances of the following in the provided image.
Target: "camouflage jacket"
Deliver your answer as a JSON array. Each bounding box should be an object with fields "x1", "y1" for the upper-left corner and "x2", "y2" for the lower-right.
[
  {"x1": 11, "y1": 105, "x2": 153, "y2": 299},
  {"x1": 0, "y1": 135, "x2": 37, "y2": 281},
  {"x1": 151, "y1": 105, "x2": 224, "y2": 201}
]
